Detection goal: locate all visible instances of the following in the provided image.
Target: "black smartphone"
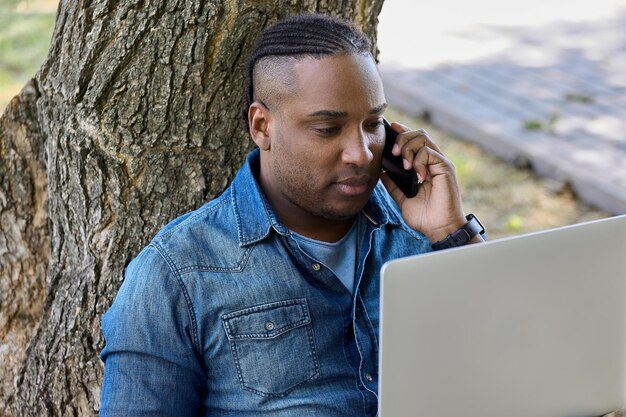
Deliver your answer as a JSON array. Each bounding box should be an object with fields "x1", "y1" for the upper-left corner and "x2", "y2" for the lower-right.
[{"x1": 382, "y1": 119, "x2": 421, "y2": 198}]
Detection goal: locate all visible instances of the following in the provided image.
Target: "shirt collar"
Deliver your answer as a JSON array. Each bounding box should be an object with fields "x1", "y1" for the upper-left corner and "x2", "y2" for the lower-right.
[{"x1": 231, "y1": 148, "x2": 402, "y2": 247}]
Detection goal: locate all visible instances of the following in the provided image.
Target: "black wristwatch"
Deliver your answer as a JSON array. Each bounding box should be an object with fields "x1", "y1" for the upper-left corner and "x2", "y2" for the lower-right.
[{"x1": 431, "y1": 214, "x2": 485, "y2": 251}]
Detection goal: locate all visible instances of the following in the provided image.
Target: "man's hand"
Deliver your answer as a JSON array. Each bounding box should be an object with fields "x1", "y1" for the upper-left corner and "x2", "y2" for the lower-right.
[{"x1": 380, "y1": 121, "x2": 481, "y2": 244}]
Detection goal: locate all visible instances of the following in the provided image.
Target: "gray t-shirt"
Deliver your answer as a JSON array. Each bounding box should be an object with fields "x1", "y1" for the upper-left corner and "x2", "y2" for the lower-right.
[{"x1": 291, "y1": 217, "x2": 359, "y2": 293}]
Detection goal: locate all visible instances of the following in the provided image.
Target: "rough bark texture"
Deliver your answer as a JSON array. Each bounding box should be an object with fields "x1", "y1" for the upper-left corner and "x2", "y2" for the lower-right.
[
  {"x1": 0, "y1": 0, "x2": 384, "y2": 415},
  {"x1": 0, "y1": 79, "x2": 50, "y2": 415}
]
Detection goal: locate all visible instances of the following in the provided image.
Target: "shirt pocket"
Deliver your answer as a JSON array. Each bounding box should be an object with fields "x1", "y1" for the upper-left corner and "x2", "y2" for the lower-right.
[{"x1": 221, "y1": 298, "x2": 320, "y2": 397}]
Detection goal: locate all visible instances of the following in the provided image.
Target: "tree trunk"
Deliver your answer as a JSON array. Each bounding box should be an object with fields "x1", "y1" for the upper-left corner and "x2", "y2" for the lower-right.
[{"x1": 0, "y1": 0, "x2": 384, "y2": 415}]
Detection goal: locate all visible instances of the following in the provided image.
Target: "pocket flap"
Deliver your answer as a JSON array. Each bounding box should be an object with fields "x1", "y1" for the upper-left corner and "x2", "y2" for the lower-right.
[{"x1": 222, "y1": 298, "x2": 311, "y2": 340}]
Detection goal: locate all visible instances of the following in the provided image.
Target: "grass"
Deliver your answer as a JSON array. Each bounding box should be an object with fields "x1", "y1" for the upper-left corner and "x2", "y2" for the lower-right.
[
  {"x1": 0, "y1": 0, "x2": 57, "y2": 111},
  {"x1": 0, "y1": 1, "x2": 610, "y2": 240}
]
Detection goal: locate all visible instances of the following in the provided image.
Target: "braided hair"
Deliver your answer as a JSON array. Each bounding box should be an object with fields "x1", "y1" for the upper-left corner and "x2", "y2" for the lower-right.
[{"x1": 242, "y1": 13, "x2": 373, "y2": 129}]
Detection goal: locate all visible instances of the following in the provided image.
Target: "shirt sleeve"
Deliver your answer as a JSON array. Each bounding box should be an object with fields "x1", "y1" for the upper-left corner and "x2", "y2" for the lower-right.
[{"x1": 100, "y1": 245, "x2": 205, "y2": 416}]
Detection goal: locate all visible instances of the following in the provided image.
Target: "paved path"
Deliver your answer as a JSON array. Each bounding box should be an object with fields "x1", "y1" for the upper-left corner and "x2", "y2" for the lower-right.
[{"x1": 378, "y1": 1, "x2": 626, "y2": 214}]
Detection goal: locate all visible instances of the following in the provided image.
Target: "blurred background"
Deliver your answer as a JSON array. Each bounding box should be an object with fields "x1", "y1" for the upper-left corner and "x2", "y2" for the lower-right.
[
  {"x1": 377, "y1": 0, "x2": 626, "y2": 238},
  {"x1": 0, "y1": 0, "x2": 57, "y2": 108},
  {"x1": 1, "y1": 0, "x2": 620, "y2": 239}
]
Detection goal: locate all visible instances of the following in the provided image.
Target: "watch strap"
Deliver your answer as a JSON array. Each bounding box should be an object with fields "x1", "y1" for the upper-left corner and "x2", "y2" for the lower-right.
[{"x1": 431, "y1": 214, "x2": 485, "y2": 251}]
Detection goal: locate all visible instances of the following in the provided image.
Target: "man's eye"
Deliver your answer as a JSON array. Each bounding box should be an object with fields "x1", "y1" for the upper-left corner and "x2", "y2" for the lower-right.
[
  {"x1": 314, "y1": 126, "x2": 340, "y2": 135},
  {"x1": 366, "y1": 120, "x2": 384, "y2": 129}
]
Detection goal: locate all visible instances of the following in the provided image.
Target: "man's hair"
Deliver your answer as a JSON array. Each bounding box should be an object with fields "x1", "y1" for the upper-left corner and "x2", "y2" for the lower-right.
[{"x1": 242, "y1": 13, "x2": 373, "y2": 129}]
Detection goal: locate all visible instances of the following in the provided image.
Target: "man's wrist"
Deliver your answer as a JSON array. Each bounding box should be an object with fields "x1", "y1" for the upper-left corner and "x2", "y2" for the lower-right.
[
  {"x1": 424, "y1": 217, "x2": 468, "y2": 243},
  {"x1": 430, "y1": 214, "x2": 485, "y2": 250}
]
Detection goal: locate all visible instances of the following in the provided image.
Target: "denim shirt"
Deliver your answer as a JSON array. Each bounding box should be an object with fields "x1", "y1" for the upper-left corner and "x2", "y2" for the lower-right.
[{"x1": 100, "y1": 149, "x2": 433, "y2": 416}]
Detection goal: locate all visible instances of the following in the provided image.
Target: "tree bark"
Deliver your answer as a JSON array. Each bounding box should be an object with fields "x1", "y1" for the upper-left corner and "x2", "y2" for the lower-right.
[{"x1": 0, "y1": 0, "x2": 384, "y2": 415}]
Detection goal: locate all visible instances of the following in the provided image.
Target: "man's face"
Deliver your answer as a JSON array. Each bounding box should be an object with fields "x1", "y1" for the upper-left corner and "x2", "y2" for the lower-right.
[{"x1": 257, "y1": 53, "x2": 387, "y2": 226}]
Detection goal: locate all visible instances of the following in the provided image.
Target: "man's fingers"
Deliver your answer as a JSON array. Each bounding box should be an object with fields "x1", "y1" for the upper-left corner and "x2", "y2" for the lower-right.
[
  {"x1": 411, "y1": 145, "x2": 454, "y2": 183},
  {"x1": 398, "y1": 140, "x2": 451, "y2": 181},
  {"x1": 387, "y1": 121, "x2": 449, "y2": 180},
  {"x1": 390, "y1": 123, "x2": 442, "y2": 156}
]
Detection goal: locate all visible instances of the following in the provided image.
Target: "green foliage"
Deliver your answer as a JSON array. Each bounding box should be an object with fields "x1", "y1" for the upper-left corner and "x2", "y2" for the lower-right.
[
  {"x1": 0, "y1": 1, "x2": 57, "y2": 109},
  {"x1": 523, "y1": 119, "x2": 544, "y2": 130},
  {"x1": 565, "y1": 92, "x2": 594, "y2": 104},
  {"x1": 504, "y1": 214, "x2": 524, "y2": 233},
  {"x1": 523, "y1": 109, "x2": 560, "y2": 134},
  {"x1": 1, "y1": 0, "x2": 22, "y2": 10}
]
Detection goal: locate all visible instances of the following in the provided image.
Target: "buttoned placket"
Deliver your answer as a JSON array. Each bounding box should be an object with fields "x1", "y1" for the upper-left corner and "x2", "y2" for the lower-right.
[
  {"x1": 277, "y1": 210, "x2": 385, "y2": 417},
  {"x1": 352, "y1": 214, "x2": 382, "y2": 416}
]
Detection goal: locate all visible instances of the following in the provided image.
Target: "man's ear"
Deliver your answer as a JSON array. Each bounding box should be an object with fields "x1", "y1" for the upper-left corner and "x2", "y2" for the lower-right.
[{"x1": 248, "y1": 102, "x2": 272, "y2": 151}]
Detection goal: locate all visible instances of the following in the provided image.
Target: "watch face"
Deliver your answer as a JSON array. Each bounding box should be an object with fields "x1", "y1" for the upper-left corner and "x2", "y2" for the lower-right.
[{"x1": 466, "y1": 214, "x2": 485, "y2": 236}]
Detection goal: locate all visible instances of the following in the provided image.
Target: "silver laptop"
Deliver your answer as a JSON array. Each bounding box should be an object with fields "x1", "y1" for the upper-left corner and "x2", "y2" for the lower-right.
[{"x1": 379, "y1": 215, "x2": 626, "y2": 417}]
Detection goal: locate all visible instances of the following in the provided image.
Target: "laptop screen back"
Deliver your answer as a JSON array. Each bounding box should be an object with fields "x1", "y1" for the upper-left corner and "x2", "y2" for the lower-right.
[{"x1": 379, "y1": 215, "x2": 626, "y2": 417}]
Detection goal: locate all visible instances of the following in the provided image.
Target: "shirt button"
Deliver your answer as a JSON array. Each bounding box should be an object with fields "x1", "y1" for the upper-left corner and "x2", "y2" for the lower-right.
[
  {"x1": 365, "y1": 373, "x2": 373, "y2": 382},
  {"x1": 312, "y1": 263, "x2": 321, "y2": 271},
  {"x1": 265, "y1": 321, "x2": 275, "y2": 331}
]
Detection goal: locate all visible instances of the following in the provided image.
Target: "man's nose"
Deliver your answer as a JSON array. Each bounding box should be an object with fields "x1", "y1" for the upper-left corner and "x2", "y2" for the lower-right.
[{"x1": 341, "y1": 128, "x2": 374, "y2": 167}]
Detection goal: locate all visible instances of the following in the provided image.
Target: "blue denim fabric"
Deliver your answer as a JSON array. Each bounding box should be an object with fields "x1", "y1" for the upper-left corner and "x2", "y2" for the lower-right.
[{"x1": 100, "y1": 149, "x2": 433, "y2": 416}]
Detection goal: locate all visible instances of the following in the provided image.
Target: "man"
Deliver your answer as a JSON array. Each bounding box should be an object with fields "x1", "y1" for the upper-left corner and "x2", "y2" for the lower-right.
[{"x1": 100, "y1": 13, "x2": 484, "y2": 416}]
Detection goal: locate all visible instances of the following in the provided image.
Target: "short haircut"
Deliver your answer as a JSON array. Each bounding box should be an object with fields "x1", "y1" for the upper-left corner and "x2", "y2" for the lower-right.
[{"x1": 242, "y1": 13, "x2": 373, "y2": 129}]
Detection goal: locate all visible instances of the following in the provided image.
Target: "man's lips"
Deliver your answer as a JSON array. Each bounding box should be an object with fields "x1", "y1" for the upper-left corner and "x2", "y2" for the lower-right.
[{"x1": 335, "y1": 175, "x2": 372, "y2": 196}]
